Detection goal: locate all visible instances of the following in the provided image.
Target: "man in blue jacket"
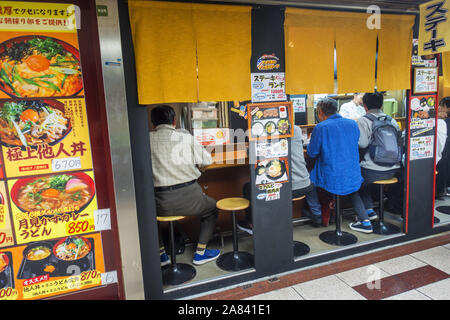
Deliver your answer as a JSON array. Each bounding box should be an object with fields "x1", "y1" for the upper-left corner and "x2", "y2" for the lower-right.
[{"x1": 307, "y1": 97, "x2": 365, "y2": 230}]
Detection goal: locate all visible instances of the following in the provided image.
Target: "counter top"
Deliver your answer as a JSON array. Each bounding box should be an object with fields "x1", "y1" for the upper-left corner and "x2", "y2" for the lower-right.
[{"x1": 205, "y1": 143, "x2": 248, "y2": 170}]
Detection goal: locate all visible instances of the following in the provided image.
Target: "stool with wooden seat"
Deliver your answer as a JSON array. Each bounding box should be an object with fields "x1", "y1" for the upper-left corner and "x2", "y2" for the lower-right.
[
  {"x1": 157, "y1": 216, "x2": 196, "y2": 286},
  {"x1": 319, "y1": 194, "x2": 358, "y2": 246},
  {"x1": 216, "y1": 198, "x2": 254, "y2": 272},
  {"x1": 372, "y1": 178, "x2": 401, "y2": 235},
  {"x1": 292, "y1": 195, "x2": 310, "y2": 257}
]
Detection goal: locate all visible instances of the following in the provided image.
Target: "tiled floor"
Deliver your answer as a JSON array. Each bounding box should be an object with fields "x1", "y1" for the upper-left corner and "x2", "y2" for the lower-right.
[{"x1": 195, "y1": 231, "x2": 450, "y2": 300}]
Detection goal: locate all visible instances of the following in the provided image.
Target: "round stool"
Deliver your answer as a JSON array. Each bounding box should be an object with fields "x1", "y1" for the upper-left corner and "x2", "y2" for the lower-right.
[
  {"x1": 216, "y1": 198, "x2": 254, "y2": 272},
  {"x1": 319, "y1": 195, "x2": 358, "y2": 246},
  {"x1": 292, "y1": 195, "x2": 310, "y2": 257},
  {"x1": 372, "y1": 178, "x2": 401, "y2": 235},
  {"x1": 157, "y1": 216, "x2": 196, "y2": 285}
]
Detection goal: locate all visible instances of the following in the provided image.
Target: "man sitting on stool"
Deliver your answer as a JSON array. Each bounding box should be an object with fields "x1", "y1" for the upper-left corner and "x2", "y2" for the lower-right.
[
  {"x1": 350, "y1": 92, "x2": 401, "y2": 233},
  {"x1": 150, "y1": 105, "x2": 220, "y2": 266},
  {"x1": 307, "y1": 97, "x2": 363, "y2": 226}
]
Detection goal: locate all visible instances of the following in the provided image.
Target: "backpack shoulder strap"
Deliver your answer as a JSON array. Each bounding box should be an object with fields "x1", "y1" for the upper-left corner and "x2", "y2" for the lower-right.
[{"x1": 364, "y1": 113, "x2": 377, "y2": 122}]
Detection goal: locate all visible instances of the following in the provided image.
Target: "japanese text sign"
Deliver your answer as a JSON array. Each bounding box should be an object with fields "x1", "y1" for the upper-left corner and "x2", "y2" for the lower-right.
[{"x1": 419, "y1": 0, "x2": 450, "y2": 55}]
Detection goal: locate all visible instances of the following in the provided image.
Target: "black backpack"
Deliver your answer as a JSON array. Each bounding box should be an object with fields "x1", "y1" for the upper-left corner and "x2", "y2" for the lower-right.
[{"x1": 364, "y1": 113, "x2": 402, "y2": 167}]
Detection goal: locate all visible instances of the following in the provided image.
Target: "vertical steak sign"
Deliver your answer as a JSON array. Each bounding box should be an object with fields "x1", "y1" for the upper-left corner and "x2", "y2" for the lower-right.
[{"x1": 419, "y1": 0, "x2": 450, "y2": 55}]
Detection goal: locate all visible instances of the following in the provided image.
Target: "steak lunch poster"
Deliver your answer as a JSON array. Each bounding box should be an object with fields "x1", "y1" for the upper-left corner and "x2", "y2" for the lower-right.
[{"x1": 0, "y1": 1, "x2": 108, "y2": 300}]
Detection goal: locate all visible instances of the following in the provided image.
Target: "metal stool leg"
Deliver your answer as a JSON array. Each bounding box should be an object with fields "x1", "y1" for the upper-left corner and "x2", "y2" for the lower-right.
[
  {"x1": 373, "y1": 185, "x2": 400, "y2": 235},
  {"x1": 319, "y1": 195, "x2": 358, "y2": 246},
  {"x1": 216, "y1": 211, "x2": 254, "y2": 272},
  {"x1": 161, "y1": 221, "x2": 196, "y2": 286}
]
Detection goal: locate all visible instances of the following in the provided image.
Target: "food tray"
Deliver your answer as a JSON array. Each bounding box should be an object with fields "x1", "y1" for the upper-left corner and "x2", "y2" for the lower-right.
[{"x1": 17, "y1": 237, "x2": 95, "y2": 279}]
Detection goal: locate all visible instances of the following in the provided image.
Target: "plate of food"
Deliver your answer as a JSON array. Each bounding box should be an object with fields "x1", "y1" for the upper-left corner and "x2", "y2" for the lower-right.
[
  {"x1": 53, "y1": 236, "x2": 91, "y2": 262},
  {"x1": 277, "y1": 119, "x2": 290, "y2": 135},
  {"x1": 11, "y1": 172, "x2": 96, "y2": 213},
  {"x1": 265, "y1": 159, "x2": 286, "y2": 180},
  {"x1": 0, "y1": 100, "x2": 71, "y2": 149},
  {"x1": 265, "y1": 121, "x2": 277, "y2": 135},
  {"x1": 0, "y1": 35, "x2": 83, "y2": 98},
  {"x1": 256, "y1": 163, "x2": 266, "y2": 176},
  {"x1": 252, "y1": 122, "x2": 264, "y2": 137}
]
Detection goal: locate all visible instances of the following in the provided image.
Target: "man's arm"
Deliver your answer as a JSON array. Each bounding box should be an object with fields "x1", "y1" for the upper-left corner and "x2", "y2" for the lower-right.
[
  {"x1": 357, "y1": 117, "x2": 371, "y2": 149},
  {"x1": 307, "y1": 126, "x2": 322, "y2": 159},
  {"x1": 192, "y1": 137, "x2": 213, "y2": 168}
]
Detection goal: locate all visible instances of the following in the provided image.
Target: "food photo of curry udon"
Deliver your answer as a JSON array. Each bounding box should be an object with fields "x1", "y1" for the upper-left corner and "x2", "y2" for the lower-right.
[
  {"x1": 0, "y1": 100, "x2": 70, "y2": 148},
  {"x1": 0, "y1": 36, "x2": 82, "y2": 98},
  {"x1": 54, "y1": 236, "x2": 91, "y2": 261},
  {"x1": 14, "y1": 174, "x2": 94, "y2": 212},
  {"x1": 26, "y1": 245, "x2": 52, "y2": 261}
]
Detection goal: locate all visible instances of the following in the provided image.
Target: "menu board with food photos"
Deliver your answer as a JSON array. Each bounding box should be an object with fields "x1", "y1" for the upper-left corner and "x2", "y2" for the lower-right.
[
  {"x1": 0, "y1": 1, "x2": 106, "y2": 300},
  {"x1": 247, "y1": 102, "x2": 294, "y2": 141}
]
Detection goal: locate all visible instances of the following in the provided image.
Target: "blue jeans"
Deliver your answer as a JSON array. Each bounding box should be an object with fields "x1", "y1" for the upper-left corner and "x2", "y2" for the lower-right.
[
  {"x1": 293, "y1": 183, "x2": 322, "y2": 217},
  {"x1": 351, "y1": 167, "x2": 399, "y2": 221}
]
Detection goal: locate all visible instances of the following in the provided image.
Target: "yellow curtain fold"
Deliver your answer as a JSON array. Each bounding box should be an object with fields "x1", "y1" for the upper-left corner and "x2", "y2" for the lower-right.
[
  {"x1": 128, "y1": 0, "x2": 198, "y2": 104},
  {"x1": 192, "y1": 4, "x2": 252, "y2": 102},
  {"x1": 443, "y1": 51, "x2": 450, "y2": 88},
  {"x1": 335, "y1": 12, "x2": 377, "y2": 94},
  {"x1": 285, "y1": 8, "x2": 336, "y2": 94},
  {"x1": 377, "y1": 14, "x2": 415, "y2": 91}
]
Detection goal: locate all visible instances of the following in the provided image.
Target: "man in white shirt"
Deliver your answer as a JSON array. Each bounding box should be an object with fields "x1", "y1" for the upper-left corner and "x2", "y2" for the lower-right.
[
  {"x1": 339, "y1": 93, "x2": 366, "y2": 121},
  {"x1": 150, "y1": 105, "x2": 220, "y2": 266}
]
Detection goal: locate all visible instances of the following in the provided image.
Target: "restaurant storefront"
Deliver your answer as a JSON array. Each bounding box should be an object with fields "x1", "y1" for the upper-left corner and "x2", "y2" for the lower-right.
[
  {"x1": 0, "y1": 0, "x2": 450, "y2": 300},
  {"x1": 119, "y1": 0, "x2": 450, "y2": 300}
]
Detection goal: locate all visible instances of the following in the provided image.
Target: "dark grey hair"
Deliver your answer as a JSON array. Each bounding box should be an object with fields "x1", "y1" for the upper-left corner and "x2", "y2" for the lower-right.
[{"x1": 317, "y1": 97, "x2": 338, "y2": 116}]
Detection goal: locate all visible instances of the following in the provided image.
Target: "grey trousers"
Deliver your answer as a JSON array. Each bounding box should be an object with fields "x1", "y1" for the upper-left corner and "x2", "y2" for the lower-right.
[{"x1": 154, "y1": 182, "x2": 218, "y2": 246}]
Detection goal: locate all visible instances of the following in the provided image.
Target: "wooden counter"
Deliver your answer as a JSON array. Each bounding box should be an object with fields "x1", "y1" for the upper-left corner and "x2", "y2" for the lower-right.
[{"x1": 205, "y1": 143, "x2": 248, "y2": 170}]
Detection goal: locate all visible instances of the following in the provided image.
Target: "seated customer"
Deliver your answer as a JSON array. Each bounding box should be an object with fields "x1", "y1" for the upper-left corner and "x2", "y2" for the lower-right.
[
  {"x1": 238, "y1": 125, "x2": 323, "y2": 234},
  {"x1": 307, "y1": 97, "x2": 363, "y2": 225},
  {"x1": 350, "y1": 92, "x2": 401, "y2": 233},
  {"x1": 434, "y1": 98, "x2": 449, "y2": 197},
  {"x1": 150, "y1": 105, "x2": 220, "y2": 266}
]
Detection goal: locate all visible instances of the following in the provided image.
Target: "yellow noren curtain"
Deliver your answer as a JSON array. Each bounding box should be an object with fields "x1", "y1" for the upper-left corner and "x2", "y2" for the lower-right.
[
  {"x1": 128, "y1": 1, "x2": 251, "y2": 104},
  {"x1": 193, "y1": 4, "x2": 251, "y2": 102},
  {"x1": 443, "y1": 51, "x2": 450, "y2": 89},
  {"x1": 128, "y1": 1, "x2": 198, "y2": 104},
  {"x1": 377, "y1": 14, "x2": 415, "y2": 91},
  {"x1": 335, "y1": 12, "x2": 377, "y2": 94},
  {"x1": 285, "y1": 8, "x2": 336, "y2": 94}
]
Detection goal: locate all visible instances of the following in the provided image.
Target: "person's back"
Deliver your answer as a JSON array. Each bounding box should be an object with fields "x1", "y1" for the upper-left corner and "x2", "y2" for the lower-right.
[
  {"x1": 307, "y1": 98, "x2": 363, "y2": 196},
  {"x1": 291, "y1": 125, "x2": 311, "y2": 190}
]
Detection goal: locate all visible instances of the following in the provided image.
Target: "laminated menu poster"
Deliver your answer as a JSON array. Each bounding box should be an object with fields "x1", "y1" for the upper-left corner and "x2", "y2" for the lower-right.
[
  {"x1": 0, "y1": 232, "x2": 106, "y2": 300},
  {"x1": 248, "y1": 102, "x2": 294, "y2": 141},
  {"x1": 413, "y1": 67, "x2": 438, "y2": 94},
  {"x1": 0, "y1": 98, "x2": 93, "y2": 178},
  {"x1": 251, "y1": 72, "x2": 286, "y2": 103},
  {"x1": 0, "y1": 1, "x2": 107, "y2": 300},
  {"x1": 254, "y1": 157, "x2": 289, "y2": 186},
  {"x1": 409, "y1": 94, "x2": 437, "y2": 161},
  {"x1": 8, "y1": 170, "x2": 98, "y2": 244}
]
